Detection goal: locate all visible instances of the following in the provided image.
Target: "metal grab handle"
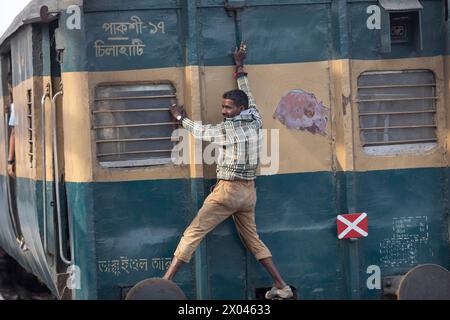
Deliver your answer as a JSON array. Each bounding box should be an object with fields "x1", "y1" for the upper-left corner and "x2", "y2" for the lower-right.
[
  {"x1": 51, "y1": 88, "x2": 72, "y2": 265},
  {"x1": 41, "y1": 85, "x2": 51, "y2": 255}
]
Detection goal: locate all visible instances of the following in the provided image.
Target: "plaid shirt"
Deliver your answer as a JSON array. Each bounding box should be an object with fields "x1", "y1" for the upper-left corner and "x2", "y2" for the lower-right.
[{"x1": 181, "y1": 75, "x2": 263, "y2": 180}]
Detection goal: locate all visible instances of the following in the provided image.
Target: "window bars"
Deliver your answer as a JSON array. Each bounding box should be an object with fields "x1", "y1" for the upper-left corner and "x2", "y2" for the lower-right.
[
  {"x1": 357, "y1": 70, "x2": 437, "y2": 147},
  {"x1": 93, "y1": 83, "x2": 179, "y2": 168}
]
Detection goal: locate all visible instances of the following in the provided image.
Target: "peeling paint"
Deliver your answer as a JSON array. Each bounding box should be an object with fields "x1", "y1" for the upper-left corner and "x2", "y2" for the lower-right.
[{"x1": 273, "y1": 90, "x2": 329, "y2": 135}]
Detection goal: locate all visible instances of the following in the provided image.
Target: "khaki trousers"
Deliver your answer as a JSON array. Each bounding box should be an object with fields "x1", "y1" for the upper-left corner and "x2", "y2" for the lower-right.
[{"x1": 174, "y1": 179, "x2": 272, "y2": 263}]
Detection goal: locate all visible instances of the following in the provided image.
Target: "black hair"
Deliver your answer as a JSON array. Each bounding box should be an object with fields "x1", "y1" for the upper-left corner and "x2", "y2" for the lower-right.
[{"x1": 222, "y1": 89, "x2": 249, "y2": 109}]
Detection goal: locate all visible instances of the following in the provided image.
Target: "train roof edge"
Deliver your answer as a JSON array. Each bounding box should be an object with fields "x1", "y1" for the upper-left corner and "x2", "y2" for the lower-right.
[{"x1": 0, "y1": 0, "x2": 82, "y2": 49}]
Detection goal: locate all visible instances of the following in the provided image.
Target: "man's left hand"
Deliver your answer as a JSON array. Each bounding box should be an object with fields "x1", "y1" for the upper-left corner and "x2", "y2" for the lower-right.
[{"x1": 234, "y1": 42, "x2": 247, "y2": 66}]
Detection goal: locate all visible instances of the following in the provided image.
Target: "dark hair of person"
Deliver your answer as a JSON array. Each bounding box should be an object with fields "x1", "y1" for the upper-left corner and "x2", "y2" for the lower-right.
[{"x1": 222, "y1": 89, "x2": 249, "y2": 109}]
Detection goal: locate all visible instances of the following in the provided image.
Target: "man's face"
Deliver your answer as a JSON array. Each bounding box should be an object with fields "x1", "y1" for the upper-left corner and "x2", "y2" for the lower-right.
[{"x1": 222, "y1": 98, "x2": 244, "y2": 119}]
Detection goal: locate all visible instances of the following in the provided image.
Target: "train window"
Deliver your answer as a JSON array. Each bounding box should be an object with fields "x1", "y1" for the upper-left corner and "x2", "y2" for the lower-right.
[
  {"x1": 378, "y1": 0, "x2": 423, "y2": 53},
  {"x1": 357, "y1": 70, "x2": 437, "y2": 155},
  {"x1": 93, "y1": 83, "x2": 178, "y2": 168}
]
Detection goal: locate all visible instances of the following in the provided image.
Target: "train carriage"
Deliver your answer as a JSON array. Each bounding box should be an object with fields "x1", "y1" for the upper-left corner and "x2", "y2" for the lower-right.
[{"x1": 0, "y1": 0, "x2": 449, "y2": 300}]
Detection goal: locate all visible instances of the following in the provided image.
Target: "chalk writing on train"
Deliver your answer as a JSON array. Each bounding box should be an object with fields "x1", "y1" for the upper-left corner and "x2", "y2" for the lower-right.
[{"x1": 379, "y1": 216, "x2": 430, "y2": 268}]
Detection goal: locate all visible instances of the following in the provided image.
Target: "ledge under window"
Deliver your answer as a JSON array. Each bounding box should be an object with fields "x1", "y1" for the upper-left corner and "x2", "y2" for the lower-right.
[{"x1": 363, "y1": 142, "x2": 437, "y2": 156}]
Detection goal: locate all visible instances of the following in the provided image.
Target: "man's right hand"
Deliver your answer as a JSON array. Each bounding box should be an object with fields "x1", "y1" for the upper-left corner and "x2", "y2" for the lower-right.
[
  {"x1": 8, "y1": 163, "x2": 15, "y2": 178},
  {"x1": 170, "y1": 104, "x2": 186, "y2": 121}
]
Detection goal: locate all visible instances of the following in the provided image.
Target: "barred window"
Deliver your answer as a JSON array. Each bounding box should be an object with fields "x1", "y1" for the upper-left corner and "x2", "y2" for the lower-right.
[
  {"x1": 357, "y1": 70, "x2": 437, "y2": 152},
  {"x1": 27, "y1": 89, "x2": 34, "y2": 167},
  {"x1": 94, "y1": 83, "x2": 178, "y2": 168}
]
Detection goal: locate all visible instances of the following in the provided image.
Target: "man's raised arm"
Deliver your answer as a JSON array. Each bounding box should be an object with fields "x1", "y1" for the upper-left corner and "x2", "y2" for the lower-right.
[{"x1": 234, "y1": 43, "x2": 262, "y2": 127}]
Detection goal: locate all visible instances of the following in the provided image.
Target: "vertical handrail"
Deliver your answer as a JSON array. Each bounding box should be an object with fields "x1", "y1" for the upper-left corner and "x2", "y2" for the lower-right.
[
  {"x1": 41, "y1": 83, "x2": 51, "y2": 255},
  {"x1": 51, "y1": 86, "x2": 71, "y2": 265}
]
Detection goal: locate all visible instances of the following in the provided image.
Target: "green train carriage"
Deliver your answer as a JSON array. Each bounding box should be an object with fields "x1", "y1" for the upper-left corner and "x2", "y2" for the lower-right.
[{"x1": 0, "y1": 0, "x2": 449, "y2": 300}]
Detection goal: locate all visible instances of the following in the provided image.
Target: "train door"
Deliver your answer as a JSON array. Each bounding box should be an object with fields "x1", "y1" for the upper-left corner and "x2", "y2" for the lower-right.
[
  {"x1": 197, "y1": 1, "x2": 338, "y2": 299},
  {"x1": 41, "y1": 20, "x2": 73, "y2": 294},
  {"x1": 2, "y1": 52, "x2": 25, "y2": 245},
  {"x1": 2, "y1": 52, "x2": 26, "y2": 251},
  {"x1": 51, "y1": 21, "x2": 73, "y2": 273}
]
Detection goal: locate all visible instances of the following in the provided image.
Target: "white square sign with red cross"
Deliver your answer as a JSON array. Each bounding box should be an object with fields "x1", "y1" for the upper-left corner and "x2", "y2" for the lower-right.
[{"x1": 337, "y1": 213, "x2": 368, "y2": 239}]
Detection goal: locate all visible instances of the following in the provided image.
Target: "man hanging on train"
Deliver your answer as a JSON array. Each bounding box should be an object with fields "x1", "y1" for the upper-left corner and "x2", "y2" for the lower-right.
[{"x1": 166, "y1": 43, "x2": 294, "y2": 300}]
